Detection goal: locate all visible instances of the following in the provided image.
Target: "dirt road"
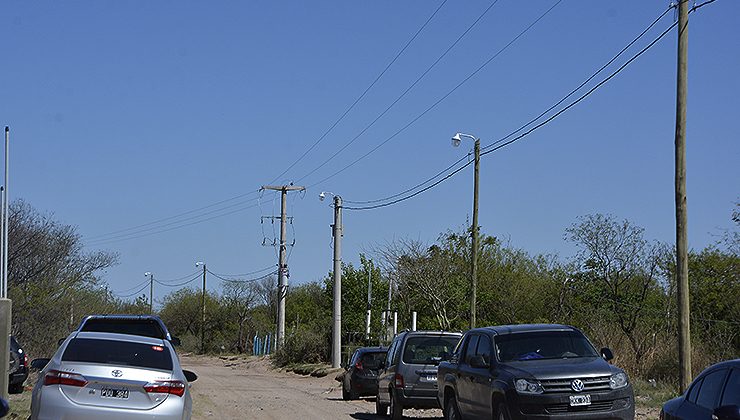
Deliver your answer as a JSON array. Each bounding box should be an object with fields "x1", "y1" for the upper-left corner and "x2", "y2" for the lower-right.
[
  {"x1": 181, "y1": 355, "x2": 660, "y2": 420},
  {"x1": 181, "y1": 355, "x2": 442, "y2": 420}
]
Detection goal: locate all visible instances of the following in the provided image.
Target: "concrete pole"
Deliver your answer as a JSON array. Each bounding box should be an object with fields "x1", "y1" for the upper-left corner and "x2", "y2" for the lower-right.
[
  {"x1": 149, "y1": 273, "x2": 154, "y2": 314},
  {"x1": 674, "y1": 0, "x2": 692, "y2": 390},
  {"x1": 331, "y1": 195, "x2": 343, "y2": 368},
  {"x1": 411, "y1": 311, "x2": 417, "y2": 331},
  {"x1": 0, "y1": 128, "x2": 10, "y2": 399},
  {"x1": 393, "y1": 311, "x2": 398, "y2": 336},
  {"x1": 201, "y1": 263, "x2": 207, "y2": 353},
  {"x1": 2, "y1": 127, "x2": 8, "y2": 298},
  {"x1": 365, "y1": 267, "x2": 372, "y2": 339}
]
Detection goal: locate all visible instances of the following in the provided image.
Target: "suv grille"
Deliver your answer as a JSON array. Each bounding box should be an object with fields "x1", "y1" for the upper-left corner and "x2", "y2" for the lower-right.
[
  {"x1": 546, "y1": 400, "x2": 614, "y2": 414},
  {"x1": 540, "y1": 376, "x2": 611, "y2": 393}
]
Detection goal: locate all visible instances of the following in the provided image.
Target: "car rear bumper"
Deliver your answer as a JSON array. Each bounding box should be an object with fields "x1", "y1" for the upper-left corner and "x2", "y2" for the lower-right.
[
  {"x1": 32, "y1": 386, "x2": 191, "y2": 420},
  {"x1": 509, "y1": 386, "x2": 634, "y2": 420},
  {"x1": 398, "y1": 387, "x2": 440, "y2": 409},
  {"x1": 351, "y1": 374, "x2": 380, "y2": 396}
]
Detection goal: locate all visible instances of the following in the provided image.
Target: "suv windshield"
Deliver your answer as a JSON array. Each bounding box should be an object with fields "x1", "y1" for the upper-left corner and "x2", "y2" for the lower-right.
[
  {"x1": 495, "y1": 330, "x2": 599, "y2": 362},
  {"x1": 403, "y1": 336, "x2": 460, "y2": 365},
  {"x1": 63, "y1": 338, "x2": 173, "y2": 371}
]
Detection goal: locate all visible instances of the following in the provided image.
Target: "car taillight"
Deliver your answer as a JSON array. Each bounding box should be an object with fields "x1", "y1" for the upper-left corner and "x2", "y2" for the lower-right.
[
  {"x1": 394, "y1": 373, "x2": 404, "y2": 388},
  {"x1": 44, "y1": 370, "x2": 88, "y2": 387},
  {"x1": 355, "y1": 360, "x2": 363, "y2": 370},
  {"x1": 22, "y1": 354, "x2": 29, "y2": 367},
  {"x1": 144, "y1": 380, "x2": 186, "y2": 397}
]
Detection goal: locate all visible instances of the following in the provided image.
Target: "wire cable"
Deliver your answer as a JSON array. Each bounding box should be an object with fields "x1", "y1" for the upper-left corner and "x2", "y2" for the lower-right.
[
  {"x1": 154, "y1": 270, "x2": 202, "y2": 286},
  {"x1": 154, "y1": 274, "x2": 201, "y2": 288},
  {"x1": 267, "y1": 0, "x2": 450, "y2": 185},
  {"x1": 207, "y1": 268, "x2": 278, "y2": 284},
  {"x1": 305, "y1": 0, "x2": 562, "y2": 190},
  {"x1": 111, "y1": 278, "x2": 149, "y2": 295},
  {"x1": 210, "y1": 265, "x2": 277, "y2": 277},
  {"x1": 113, "y1": 282, "x2": 150, "y2": 298},
  {"x1": 295, "y1": 0, "x2": 502, "y2": 184},
  {"x1": 344, "y1": 5, "x2": 690, "y2": 211}
]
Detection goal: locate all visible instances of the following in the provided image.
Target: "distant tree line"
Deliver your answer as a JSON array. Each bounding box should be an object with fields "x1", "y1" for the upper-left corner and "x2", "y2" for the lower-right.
[{"x1": 6, "y1": 199, "x2": 738, "y2": 386}]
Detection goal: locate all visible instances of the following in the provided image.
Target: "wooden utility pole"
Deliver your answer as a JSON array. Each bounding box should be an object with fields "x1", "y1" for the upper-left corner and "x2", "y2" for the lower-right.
[
  {"x1": 674, "y1": 0, "x2": 691, "y2": 391},
  {"x1": 261, "y1": 185, "x2": 305, "y2": 350}
]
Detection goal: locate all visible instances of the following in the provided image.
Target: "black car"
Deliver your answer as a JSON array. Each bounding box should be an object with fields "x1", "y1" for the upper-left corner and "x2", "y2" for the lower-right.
[
  {"x1": 341, "y1": 346, "x2": 387, "y2": 400},
  {"x1": 660, "y1": 359, "x2": 740, "y2": 420},
  {"x1": 8, "y1": 335, "x2": 28, "y2": 394},
  {"x1": 438, "y1": 324, "x2": 634, "y2": 420},
  {"x1": 74, "y1": 314, "x2": 180, "y2": 345}
]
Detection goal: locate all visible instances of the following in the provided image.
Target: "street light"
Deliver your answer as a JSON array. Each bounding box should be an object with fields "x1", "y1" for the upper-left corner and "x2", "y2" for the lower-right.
[
  {"x1": 144, "y1": 272, "x2": 153, "y2": 314},
  {"x1": 195, "y1": 262, "x2": 206, "y2": 353},
  {"x1": 320, "y1": 191, "x2": 343, "y2": 368},
  {"x1": 451, "y1": 132, "x2": 480, "y2": 329}
]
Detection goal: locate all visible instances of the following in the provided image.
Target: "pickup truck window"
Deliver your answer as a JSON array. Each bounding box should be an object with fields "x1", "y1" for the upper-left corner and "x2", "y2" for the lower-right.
[
  {"x1": 463, "y1": 335, "x2": 479, "y2": 365},
  {"x1": 477, "y1": 335, "x2": 493, "y2": 364},
  {"x1": 494, "y1": 330, "x2": 599, "y2": 362},
  {"x1": 403, "y1": 336, "x2": 459, "y2": 365}
]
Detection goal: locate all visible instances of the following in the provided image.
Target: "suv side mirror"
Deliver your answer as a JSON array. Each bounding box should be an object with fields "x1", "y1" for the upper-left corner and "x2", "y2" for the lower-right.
[
  {"x1": 31, "y1": 358, "x2": 50, "y2": 370},
  {"x1": 600, "y1": 347, "x2": 614, "y2": 361},
  {"x1": 713, "y1": 405, "x2": 740, "y2": 420},
  {"x1": 469, "y1": 355, "x2": 490, "y2": 369}
]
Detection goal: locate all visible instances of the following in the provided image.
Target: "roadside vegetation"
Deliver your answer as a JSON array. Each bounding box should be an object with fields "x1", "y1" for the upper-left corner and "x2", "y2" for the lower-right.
[{"x1": 7, "y1": 198, "x2": 739, "y2": 394}]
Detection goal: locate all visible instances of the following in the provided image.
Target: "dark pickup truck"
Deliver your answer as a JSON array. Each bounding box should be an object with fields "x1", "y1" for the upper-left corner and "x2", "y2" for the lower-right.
[{"x1": 437, "y1": 324, "x2": 634, "y2": 420}]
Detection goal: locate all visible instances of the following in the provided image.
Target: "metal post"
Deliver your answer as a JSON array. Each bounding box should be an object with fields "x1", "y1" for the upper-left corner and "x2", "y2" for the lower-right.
[
  {"x1": 201, "y1": 263, "x2": 207, "y2": 354},
  {"x1": 393, "y1": 311, "x2": 398, "y2": 336},
  {"x1": 471, "y1": 138, "x2": 480, "y2": 329},
  {"x1": 2, "y1": 126, "x2": 8, "y2": 298},
  {"x1": 674, "y1": 0, "x2": 692, "y2": 390},
  {"x1": 365, "y1": 267, "x2": 372, "y2": 339},
  {"x1": 411, "y1": 311, "x2": 417, "y2": 331},
  {"x1": 0, "y1": 186, "x2": 4, "y2": 295},
  {"x1": 331, "y1": 195, "x2": 343, "y2": 368}
]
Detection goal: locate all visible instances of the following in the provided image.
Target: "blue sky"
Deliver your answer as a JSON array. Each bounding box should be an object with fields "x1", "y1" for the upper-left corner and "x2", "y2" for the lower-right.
[{"x1": 2, "y1": 1, "x2": 738, "y2": 306}]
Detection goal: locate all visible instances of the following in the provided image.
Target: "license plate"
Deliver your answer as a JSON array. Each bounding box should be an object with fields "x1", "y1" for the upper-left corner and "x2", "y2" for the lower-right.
[
  {"x1": 101, "y1": 388, "x2": 129, "y2": 399},
  {"x1": 569, "y1": 394, "x2": 591, "y2": 406},
  {"x1": 421, "y1": 375, "x2": 437, "y2": 382}
]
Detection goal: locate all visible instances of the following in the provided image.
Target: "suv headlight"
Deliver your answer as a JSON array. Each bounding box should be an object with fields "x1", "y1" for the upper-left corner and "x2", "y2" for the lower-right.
[
  {"x1": 610, "y1": 372, "x2": 629, "y2": 389},
  {"x1": 515, "y1": 378, "x2": 544, "y2": 394}
]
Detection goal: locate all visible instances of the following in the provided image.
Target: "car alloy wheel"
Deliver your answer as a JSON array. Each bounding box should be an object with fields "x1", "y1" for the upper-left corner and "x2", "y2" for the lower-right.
[{"x1": 444, "y1": 396, "x2": 461, "y2": 420}]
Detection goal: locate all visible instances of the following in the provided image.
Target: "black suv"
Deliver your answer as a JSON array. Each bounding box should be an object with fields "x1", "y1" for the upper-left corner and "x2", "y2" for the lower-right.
[
  {"x1": 8, "y1": 335, "x2": 28, "y2": 394},
  {"x1": 438, "y1": 324, "x2": 634, "y2": 419},
  {"x1": 75, "y1": 314, "x2": 180, "y2": 345},
  {"x1": 340, "y1": 346, "x2": 387, "y2": 400}
]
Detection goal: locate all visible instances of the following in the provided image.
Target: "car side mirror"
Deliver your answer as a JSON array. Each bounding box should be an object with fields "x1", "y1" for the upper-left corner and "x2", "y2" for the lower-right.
[
  {"x1": 713, "y1": 405, "x2": 740, "y2": 420},
  {"x1": 600, "y1": 347, "x2": 614, "y2": 361},
  {"x1": 183, "y1": 369, "x2": 198, "y2": 382},
  {"x1": 0, "y1": 397, "x2": 8, "y2": 418},
  {"x1": 470, "y1": 355, "x2": 490, "y2": 369},
  {"x1": 170, "y1": 337, "x2": 181, "y2": 346},
  {"x1": 31, "y1": 358, "x2": 50, "y2": 370}
]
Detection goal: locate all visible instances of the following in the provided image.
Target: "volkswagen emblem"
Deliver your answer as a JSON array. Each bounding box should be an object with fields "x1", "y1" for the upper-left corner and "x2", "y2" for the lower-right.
[
  {"x1": 111, "y1": 369, "x2": 123, "y2": 378},
  {"x1": 571, "y1": 379, "x2": 584, "y2": 392}
]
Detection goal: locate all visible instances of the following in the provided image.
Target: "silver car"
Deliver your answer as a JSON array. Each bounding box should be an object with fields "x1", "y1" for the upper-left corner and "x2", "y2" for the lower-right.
[{"x1": 30, "y1": 331, "x2": 196, "y2": 420}]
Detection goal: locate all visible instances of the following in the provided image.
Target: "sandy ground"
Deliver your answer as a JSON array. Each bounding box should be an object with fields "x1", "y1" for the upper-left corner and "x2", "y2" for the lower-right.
[
  {"x1": 181, "y1": 355, "x2": 661, "y2": 420},
  {"x1": 182, "y1": 354, "x2": 442, "y2": 420}
]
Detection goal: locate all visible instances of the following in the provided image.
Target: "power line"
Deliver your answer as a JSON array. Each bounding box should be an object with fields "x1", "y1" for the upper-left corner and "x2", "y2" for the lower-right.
[
  {"x1": 296, "y1": 0, "x2": 503, "y2": 185},
  {"x1": 154, "y1": 274, "x2": 201, "y2": 288},
  {"x1": 154, "y1": 270, "x2": 202, "y2": 286},
  {"x1": 210, "y1": 265, "x2": 277, "y2": 278},
  {"x1": 344, "y1": 6, "x2": 687, "y2": 211},
  {"x1": 113, "y1": 282, "x2": 150, "y2": 298},
  {"x1": 207, "y1": 268, "x2": 277, "y2": 284},
  {"x1": 305, "y1": 0, "x2": 562, "y2": 190},
  {"x1": 267, "y1": 0, "x2": 450, "y2": 185},
  {"x1": 111, "y1": 278, "x2": 149, "y2": 295},
  {"x1": 85, "y1": 190, "x2": 260, "y2": 241},
  {"x1": 88, "y1": 201, "x2": 261, "y2": 246}
]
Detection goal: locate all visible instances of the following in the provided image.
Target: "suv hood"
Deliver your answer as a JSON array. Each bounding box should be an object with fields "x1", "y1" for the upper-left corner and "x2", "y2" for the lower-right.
[{"x1": 503, "y1": 356, "x2": 614, "y2": 380}]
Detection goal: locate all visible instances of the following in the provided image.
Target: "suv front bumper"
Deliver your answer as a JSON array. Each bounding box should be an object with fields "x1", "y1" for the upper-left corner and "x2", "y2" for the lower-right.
[{"x1": 509, "y1": 385, "x2": 634, "y2": 420}]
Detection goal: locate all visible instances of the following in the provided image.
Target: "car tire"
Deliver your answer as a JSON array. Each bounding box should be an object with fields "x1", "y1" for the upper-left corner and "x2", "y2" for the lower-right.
[
  {"x1": 376, "y1": 393, "x2": 388, "y2": 416},
  {"x1": 495, "y1": 402, "x2": 512, "y2": 420},
  {"x1": 444, "y1": 395, "x2": 461, "y2": 420},
  {"x1": 390, "y1": 389, "x2": 403, "y2": 420},
  {"x1": 8, "y1": 382, "x2": 23, "y2": 394}
]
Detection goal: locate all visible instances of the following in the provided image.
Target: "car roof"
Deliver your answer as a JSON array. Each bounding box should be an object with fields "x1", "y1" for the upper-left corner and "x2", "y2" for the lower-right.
[
  {"x1": 400, "y1": 330, "x2": 462, "y2": 338},
  {"x1": 79, "y1": 314, "x2": 166, "y2": 323},
  {"x1": 697, "y1": 358, "x2": 740, "y2": 376},
  {"x1": 474, "y1": 324, "x2": 578, "y2": 335},
  {"x1": 355, "y1": 346, "x2": 387, "y2": 353},
  {"x1": 73, "y1": 331, "x2": 167, "y2": 345}
]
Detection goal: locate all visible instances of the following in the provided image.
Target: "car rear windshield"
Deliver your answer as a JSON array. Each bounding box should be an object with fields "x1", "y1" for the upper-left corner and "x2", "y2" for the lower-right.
[
  {"x1": 403, "y1": 335, "x2": 459, "y2": 365},
  {"x1": 80, "y1": 318, "x2": 166, "y2": 339},
  {"x1": 62, "y1": 338, "x2": 173, "y2": 371},
  {"x1": 360, "y1": 352, "x2": 386, "y2": 369},
  {"x1": 495, "y1": 330, "x2": 599, "y2": 362}
]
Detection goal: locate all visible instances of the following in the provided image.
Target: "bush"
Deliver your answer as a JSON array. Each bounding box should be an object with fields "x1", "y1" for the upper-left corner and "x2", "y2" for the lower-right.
[{"x1": 273, "y1": 327, "x2": 329, "y2": 366}]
